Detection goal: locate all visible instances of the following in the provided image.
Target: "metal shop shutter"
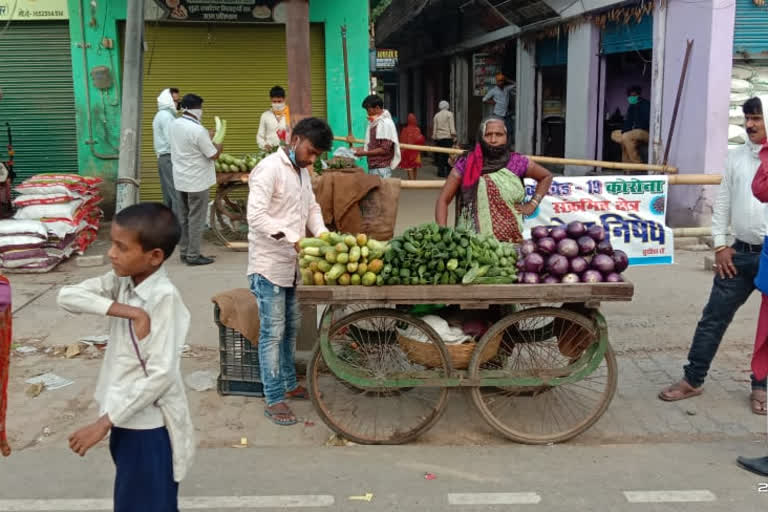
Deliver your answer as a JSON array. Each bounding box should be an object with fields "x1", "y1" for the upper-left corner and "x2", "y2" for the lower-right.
[
  {"x1": 600, "y1": 14, "x2": 653, "y2": 55},
  {"x1": 734, "y1": 0, "x2": 768, "y2": 57},
  {"x1": 536, "y1": 37, "x2": 568, "y2": 68},
  {"x1": 138, "y1": 23, "x2": 327, "y2": 201},
  {"x1": 0, "y1": 22, "x2": 78, "y2": 183}
]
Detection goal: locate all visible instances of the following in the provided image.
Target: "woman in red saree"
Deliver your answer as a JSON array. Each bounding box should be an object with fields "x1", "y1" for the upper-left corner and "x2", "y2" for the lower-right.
[
  {"x1": 0, "y1": 275, "x2": 11, "y2": 456},
  {"x1": 398, "y1": 114, "x2": 426, "y2": 180}
]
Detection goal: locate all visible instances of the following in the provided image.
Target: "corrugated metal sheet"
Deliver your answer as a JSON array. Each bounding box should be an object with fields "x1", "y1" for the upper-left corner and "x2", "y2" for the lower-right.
[
  {"x1": 536, "y1": 37, "x2": 568, "y2": 67},
  {"x1": 600, "y1": 14, "x2": 653, "y2": 55},
  {"x1": 734, "y1": 0, "x2": 768, "y2": 57},
  {"x1": 138, "y1": 23, "x2": 327, "y2": 201},
  {"x1": 0, "y1": 22, "x2": 78, "y2": 183}
]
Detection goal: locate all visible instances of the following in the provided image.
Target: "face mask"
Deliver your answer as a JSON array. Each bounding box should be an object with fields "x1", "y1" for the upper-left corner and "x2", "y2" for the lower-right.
[
  {"x1": 289, "y1": 143, "x2": 299, "y2": 167},
  {"x1": 186, "y1": 108, "x2": 202, "y2": 120},
  {"x1": 272, "y1": 102, "x2": 286, "y2": 112},
  {"x1": 627, "y1": 96, "x2": 639, "y2": 105}
]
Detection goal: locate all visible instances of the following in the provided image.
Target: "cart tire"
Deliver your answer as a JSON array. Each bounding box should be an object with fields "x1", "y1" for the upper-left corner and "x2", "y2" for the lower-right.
[
  {"x1": 210, "y1": 183, "x2": 249, "y2": 247},
  {"x1": 308, "y1": 308, "x2": 451, "y2": 445},
  {"x1": 469, "y1": 307, "x2": 617, "y2": 444}
]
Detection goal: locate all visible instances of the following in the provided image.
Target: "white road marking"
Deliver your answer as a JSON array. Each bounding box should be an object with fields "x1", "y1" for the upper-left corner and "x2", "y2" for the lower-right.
[
  {"x1": 623, "y1": 490, "x2": 717, "y2": 503},
  {"x1": 0, "y1": 495, "x2": 335, "y2": 511},
  {"x1": 448, "y1": 492, "x2": 542, "y2": 505}
]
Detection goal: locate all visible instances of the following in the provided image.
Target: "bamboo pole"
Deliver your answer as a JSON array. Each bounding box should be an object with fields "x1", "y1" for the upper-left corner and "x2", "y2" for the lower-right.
[
  {"x1": 333, "y1": 136, "x2": 679, "y2": 173},
  {"x1": 396, "y1": 174, "x2": 721, "y2": 189}
]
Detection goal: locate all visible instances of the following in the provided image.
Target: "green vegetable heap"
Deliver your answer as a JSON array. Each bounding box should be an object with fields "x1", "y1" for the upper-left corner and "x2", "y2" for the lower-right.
[{"x1": 383, "y1": 223, "x2": 519, "y2": 285}]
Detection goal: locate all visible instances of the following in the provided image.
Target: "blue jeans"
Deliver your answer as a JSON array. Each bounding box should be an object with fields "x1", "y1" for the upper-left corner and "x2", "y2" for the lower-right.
[
  {"x1": 249, "y1": 274, "x2": 301, "y2": 406},
  {"x1": 369, "y1": 167, "x2": 392, "y2": 178},
  {"x1": 684, "y1": 247, "x2": 766, "y2": 390}
]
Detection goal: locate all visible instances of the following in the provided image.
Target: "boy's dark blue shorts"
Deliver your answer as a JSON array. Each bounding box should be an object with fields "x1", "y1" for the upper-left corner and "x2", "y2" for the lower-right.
[{"x1": 110, "y1": 426, "x2": 178, "y2": 512}]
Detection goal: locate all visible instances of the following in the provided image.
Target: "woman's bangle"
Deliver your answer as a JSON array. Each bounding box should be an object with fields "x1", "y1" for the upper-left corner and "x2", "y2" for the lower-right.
[
  {"x1": 529, "y1": 198, "x2": 540, "y2": 207},
  {"x1": 533, "y1": 193, "x2": 544, "y2": 203},
  {"x1": 714, "y1": 245, "x2": 728, "y2": 254}
]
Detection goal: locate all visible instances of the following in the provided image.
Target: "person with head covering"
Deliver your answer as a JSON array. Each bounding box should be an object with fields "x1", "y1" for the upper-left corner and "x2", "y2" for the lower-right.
[
  {"x1": 354, "y1": 95, "x2": 401, "y2": 178},
  {"x1": 433, "y1": 100, "x2": 456, "y2": 178},
  {"x1": 483, "y1": 73, "x2": 515, "y2": 137},
  {"x1": 398, "y1": 114, "x2": 426, "y2": 180},
  {"x1": 153, "y1": 87, "x2": 181, "y2": 212},
  {"x1": 434, "y1": 117, "x2": 553, "y2": 242},
  {"x1": 659, "y1": 96, "x2": 768, "y2": 418}
]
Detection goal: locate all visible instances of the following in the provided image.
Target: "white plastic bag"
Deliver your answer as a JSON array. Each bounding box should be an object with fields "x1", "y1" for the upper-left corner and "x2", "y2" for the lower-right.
[{"x1": 333, "y1": 147, "x2": 357, "y2": 160}]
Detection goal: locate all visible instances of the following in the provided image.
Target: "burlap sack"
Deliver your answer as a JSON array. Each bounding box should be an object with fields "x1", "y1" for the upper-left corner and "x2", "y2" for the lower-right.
[{"x1": 358, "y1": 178, "x2": 401, "y2": 241}]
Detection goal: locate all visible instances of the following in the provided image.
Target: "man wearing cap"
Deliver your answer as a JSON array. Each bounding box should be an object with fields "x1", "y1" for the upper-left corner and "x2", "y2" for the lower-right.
[{"x1": 483, "y1": 73, "x2": 515, "y2": 137}]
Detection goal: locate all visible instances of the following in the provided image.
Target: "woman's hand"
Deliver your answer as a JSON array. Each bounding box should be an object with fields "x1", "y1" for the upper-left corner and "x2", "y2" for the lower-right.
[{"x1": 516, "y1": 202, "x2": 538, "y2": 217}]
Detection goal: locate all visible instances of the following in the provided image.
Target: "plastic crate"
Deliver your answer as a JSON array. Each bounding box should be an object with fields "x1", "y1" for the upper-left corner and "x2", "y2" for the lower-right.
[{"x1": 215, "y1": 303, "x2": 264, "y2": 397}]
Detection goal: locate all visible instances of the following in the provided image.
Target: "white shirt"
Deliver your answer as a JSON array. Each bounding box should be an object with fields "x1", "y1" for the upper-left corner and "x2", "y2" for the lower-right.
[
  {"x1": 712, "y1": 140, "x2": 768, "y2": 248},
  {"x1": 57, "y1": 267, "x2": 195, "y2": 482},
  {"x1": 483, "y1": 84, "x2": 515, "y2": 117},
  {"x1": 257, "y1": 110, "x2": 288, "y2": 149},
  {"x1": 433, "y1": 110, "x2": 456, "y2": 140},
  {"x1": 152, "y1": 109, "x2": 176, "y2": 156},
  {"x1": 246, "y1": 149, "x2": 327, "y2": 287},
  {"x1": 170, "y1": 115, "x2": 218, "y2": 193}
]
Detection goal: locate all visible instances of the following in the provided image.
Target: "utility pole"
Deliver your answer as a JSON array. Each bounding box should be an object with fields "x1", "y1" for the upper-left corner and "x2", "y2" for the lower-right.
[{"x1": 115, "y1": 0, "x2": 145, "y2": 212}]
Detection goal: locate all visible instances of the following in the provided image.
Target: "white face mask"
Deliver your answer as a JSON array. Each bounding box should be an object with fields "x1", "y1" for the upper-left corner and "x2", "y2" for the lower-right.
[
  {"x1": 272, "y1": 102, "x2": 286, "y2": 112},
  {"x1": 185, "y1": 108, "x2": 202, "y2": 121}
]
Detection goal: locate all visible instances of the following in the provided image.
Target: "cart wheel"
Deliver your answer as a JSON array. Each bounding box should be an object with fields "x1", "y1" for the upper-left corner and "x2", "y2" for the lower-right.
[
  {"x1": 469, "y1": 307, "x2": 617, "y2": 444},
  {"x1": 308, "y1": 308, "x2": 451, "y2": 445},
  {"x1": 210, "y1": 183, "x2": 249, "y2": 246}
]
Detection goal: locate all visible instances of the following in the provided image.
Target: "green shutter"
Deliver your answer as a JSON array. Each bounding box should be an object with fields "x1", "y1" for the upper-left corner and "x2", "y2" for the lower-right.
[
  {"x1": 0, "y1": 22, "x2": 78, "y2": 183},
  {"x1": 137, "y1": 23, "x2": 327, "y2": 201},
  {"x1": 734, "y1": 0, "x2": 768, "y2": 57}
]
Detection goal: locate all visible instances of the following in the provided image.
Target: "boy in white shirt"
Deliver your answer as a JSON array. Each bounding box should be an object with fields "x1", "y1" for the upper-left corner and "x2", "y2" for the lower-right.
[{"x1": 58, "y1": 203, "x2": 194, "y2": 512}]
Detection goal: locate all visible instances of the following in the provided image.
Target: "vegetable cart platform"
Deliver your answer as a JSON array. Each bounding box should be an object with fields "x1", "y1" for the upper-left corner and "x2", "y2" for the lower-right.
[{"x1": 298, "y1": 283, "x2": 633, "y2": 445}]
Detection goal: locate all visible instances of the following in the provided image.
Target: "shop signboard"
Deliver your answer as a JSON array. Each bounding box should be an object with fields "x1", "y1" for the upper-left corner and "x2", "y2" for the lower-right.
[
  {"x1": 0, "y1": 0, "x2": 67, "y2": 20},
  {"x1": 472, "y1": 52, "x2": 501, "y2": 97},
  {"x1": 523, "y1": 176, "x2": 674, "y2": 266},
  {"x1": 152, "y1": 0, "x2": 285, "y2": 23},
  {"x1": 375, "y1": 49, "x2": 398, "y2": 70}
]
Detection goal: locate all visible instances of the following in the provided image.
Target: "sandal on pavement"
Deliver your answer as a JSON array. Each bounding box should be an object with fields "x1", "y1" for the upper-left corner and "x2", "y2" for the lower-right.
[
  {"x1": 658, "y1": 380, "x2": 703, "y2": 402},
  {"x1": 751, "y1": 389, "x2": 767, "y2": 416},
  {"x1": 264, "y1": 403, "x2": 297, "y2": 426},
  {"x1": 285, "y1": 385, "x2": 310, "y2": 400}
]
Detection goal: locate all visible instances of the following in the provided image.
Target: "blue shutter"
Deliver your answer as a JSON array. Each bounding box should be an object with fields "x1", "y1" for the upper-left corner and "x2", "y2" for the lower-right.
[
  {"x1": 536, "y1": 37, "x2": 568, "y2": 67},
  {"x1": 734, "y1": 0, "x2": 768, "y2": 57},
  {"x1": 601, "y1": 14, "x2": 653, "y2": 55}
]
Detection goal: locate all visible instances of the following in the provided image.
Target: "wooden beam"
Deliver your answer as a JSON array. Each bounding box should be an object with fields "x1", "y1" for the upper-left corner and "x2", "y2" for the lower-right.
[{"x1": 286, "y1": 0, "x2": 311, "y2": 122}]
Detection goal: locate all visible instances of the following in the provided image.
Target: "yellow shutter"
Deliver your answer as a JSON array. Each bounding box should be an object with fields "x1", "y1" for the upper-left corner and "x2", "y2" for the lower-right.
[{"x1": 138, "y1": 23, "x2": 327, "y2": 201}]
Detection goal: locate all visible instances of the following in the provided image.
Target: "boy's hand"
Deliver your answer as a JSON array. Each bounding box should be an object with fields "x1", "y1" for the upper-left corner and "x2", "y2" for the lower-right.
[
  {"x1": 69, "y1": 415, "x2": 112, "y2": 457},
  {"x1": 131, "y1": 309, "x2": 151, "y2": 340}
]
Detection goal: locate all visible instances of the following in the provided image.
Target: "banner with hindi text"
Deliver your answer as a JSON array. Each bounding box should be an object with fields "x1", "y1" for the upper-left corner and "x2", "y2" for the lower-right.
[{"x1": 522, "y1": 176, "x2": 674, "y2": 266}]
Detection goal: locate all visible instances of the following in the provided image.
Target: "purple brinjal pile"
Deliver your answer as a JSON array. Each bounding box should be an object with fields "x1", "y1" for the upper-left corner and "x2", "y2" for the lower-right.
[{"x1": 517, "y1": 222, "x2": 628, "y2": 284}]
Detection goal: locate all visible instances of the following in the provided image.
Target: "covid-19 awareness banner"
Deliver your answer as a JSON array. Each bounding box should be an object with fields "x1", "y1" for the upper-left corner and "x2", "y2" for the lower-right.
[{"x1": 522, "y1": 176, "x2": 674, "y2": 266}]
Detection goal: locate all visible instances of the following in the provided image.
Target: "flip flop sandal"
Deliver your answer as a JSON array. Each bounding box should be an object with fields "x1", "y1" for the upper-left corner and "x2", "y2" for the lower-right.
[
  {"x1": 264, "y1": 405, "x2": 297, "y2": 426},
  {"x1": 285, "y1": 386, "x2": 310, "y2": 400},
  {"x1": 751, "y1": 390, "x2": 767, "y2": 416},
  {"x1": 658, "y1": 381, "x2": 703, "y2": 402}
]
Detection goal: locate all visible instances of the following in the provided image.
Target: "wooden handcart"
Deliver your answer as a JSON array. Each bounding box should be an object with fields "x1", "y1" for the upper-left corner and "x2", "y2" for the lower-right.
[
  {"x1": 210, "y1": 172, "x2": 250, "y2": 248},
  {"x1": 298, "y1": 282, "x2": 633, "y2": 445}
]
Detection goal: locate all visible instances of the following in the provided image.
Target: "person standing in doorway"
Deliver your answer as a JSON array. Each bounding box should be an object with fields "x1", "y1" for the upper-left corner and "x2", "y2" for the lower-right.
[
  {"x1": 169, "y1": 94, "x2": 222, "y2": 266},
  {"x1": 483, "y1": 73, "x2": 515, "y2": 137},
  {"x1": 432, "y1": 100, "x2": 456, "y2": 178},
  {"x1": 153, "y1": 88, "x2": 180, "y2": 212},
  {"x1": 659, "y1": 97, "x2": 768, "y2": 415},
  {"x1": 247, "y1": 118, "x2": 332, "y2": 426},
  {"x1": 354, "y1": 95, "x2": 401, "y2": 178},
  {"x1": 257, "y1": 85, "x2": 291, "y2": 151},
  {"x1": 398, "y1": 113, "x2": 426, "y2": 180},
  {"x1": 611, "y1": 85, "x2": 651, "y2": 164}
]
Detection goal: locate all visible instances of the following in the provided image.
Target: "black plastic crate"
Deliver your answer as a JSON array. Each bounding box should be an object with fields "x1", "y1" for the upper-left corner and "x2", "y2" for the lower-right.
[{"x1": 215, "y1": 303, "x2": 264, "y2": 397}]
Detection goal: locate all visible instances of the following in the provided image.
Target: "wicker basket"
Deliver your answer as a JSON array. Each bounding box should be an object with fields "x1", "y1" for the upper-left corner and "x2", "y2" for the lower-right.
[{"x1": 398, "y1": 331, "x2": 502, "y2": 370}]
